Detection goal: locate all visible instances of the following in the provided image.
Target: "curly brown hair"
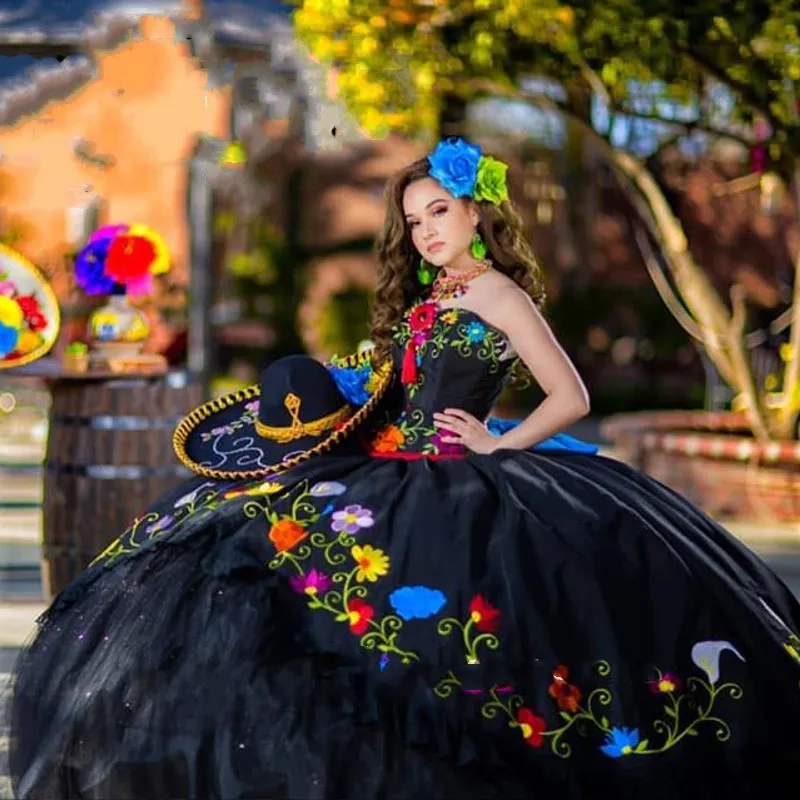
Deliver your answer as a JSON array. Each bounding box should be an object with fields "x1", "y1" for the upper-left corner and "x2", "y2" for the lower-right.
[{"x1": 369, "y1": 155, "x2": 546, "y2": 366}]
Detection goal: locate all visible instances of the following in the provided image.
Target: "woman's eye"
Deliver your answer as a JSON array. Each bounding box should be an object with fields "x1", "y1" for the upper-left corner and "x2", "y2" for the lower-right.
[
  {"x1": 433, "y1": 206, "x2": 447, "y2": 216},
  {"x1": 408, "y1": 220, "x2": 419, "y2": 228}
]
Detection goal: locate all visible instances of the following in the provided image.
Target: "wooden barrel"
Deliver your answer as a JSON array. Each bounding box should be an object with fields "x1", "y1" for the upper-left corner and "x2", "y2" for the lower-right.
[{"x1": 42, "y1": 371, "x2": 205, "y2": 597}]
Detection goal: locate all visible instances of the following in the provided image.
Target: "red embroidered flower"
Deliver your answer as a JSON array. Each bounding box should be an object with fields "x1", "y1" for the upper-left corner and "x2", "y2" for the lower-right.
[
  {"x1": 547, "y1": 665, "x2": 583, "y2": 713},
  {"x1": 346, "y1": 598, "x2": 374, "y2": 635},
  {"x1": 371, "y1": 425, "x2": 405, "y2": 453},
  {"x1": 408, "y1": 302, "x2": 437, "y2": 335},
  {"x1": 516, "y1": 707, "x2": 546, "y2": 748},
  {"x1": 468, "y1": 594, "x2": 501, "y2": 633},
  {"x1": 16, "y1": 294, "x2": 41, "y2": 316},
  {"x1": 268, "y1": 519, "x2": 307, "y2": 553}
]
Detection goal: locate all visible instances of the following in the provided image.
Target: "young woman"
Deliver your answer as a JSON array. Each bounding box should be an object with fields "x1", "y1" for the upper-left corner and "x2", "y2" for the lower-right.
[{"x1": 7, "y1": 137, "x2": 800, "y2": 799}]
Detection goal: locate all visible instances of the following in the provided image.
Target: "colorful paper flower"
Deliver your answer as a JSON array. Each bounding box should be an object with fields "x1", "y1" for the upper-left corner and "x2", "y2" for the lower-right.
[
  {"x1": 427, "y1": 137, "x2": 482, "y2": 198},
  {"x1": 351, "y1": 544, "x2": 390, "y2": 583},
  {"x1": 388, "y1": 586, "x2": 447, "y2": 620},
  {"x1": 74, "y1": 238, "x2": 120, "y2": 295},
  {"x1": 473, "y1": 155, "x2": 509, "y2": 205},
  {"x1": 331, "y1": 504, "x2": 375, "y2": 534},
  {"x1": 0, "y1": 280, "x2": 16, "y2": 296},
  {"x1": 128, "y1": 224, "x2": 170, "y2": 275},
  {"x1": 290, "y1": 569, "x2": 332, "y2": 597},
  {"x1": 547, "y1": 665, "x2": 583, "y2": 712},
  {"x1": 0, "y1": 296, "x2": 24, "y2": 329},
  {"x1": 346, "y1": 597, "x2": 374, "y2": 635},
  {"x1": 0, "y1": 321, "x2": 19, "y2": 358},
  {"x1": 105, "y1": 235, "x2": 157, "y2": 283},
  {"x1": 469, "y1": 594, "x2": 501, "y2": 633},
  {"x1": 600, "y1": 727, "x2": 640, "y2": 758},
  {"x1": 516, "y1": 708, "x2": 547, "y2": 748},
  {"x1": 268, "y1": 518, "x2": 308, "y2": 553}
]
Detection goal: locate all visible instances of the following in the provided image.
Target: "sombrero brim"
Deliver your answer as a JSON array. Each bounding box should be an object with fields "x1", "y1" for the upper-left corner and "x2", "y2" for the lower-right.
[
  {"x1": 0, "y1": 243, "x2": 61, "y2": 371},
  {"x1": 173, "y1": 352, "x2": 393, "y2": 480}
]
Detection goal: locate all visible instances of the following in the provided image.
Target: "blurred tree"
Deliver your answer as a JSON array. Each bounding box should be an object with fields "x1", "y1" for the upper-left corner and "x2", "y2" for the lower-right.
[{"x1": 290, "y1": 0, "x2": 800, "y2": 439}]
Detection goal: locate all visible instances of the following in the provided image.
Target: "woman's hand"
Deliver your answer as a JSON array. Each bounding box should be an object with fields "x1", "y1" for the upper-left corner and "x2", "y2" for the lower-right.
[{"x1": 433, "y1": 409, "x2": 499, "y2": 455}]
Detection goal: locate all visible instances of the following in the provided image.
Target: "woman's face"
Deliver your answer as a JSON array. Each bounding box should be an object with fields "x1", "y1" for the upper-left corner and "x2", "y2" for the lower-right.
[{"x1": 402, "y1": 177, "x2": 477, "y2": 267}]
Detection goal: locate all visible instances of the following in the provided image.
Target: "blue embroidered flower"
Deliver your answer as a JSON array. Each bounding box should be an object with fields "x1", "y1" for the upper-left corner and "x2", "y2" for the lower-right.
[
  {"x1": 0, "y1": 321, "x2": 19, "y2": 357},
  {"x1": 427, "y1": 137, "x2": 482, "y2": 198},
  {"x1": 326, "y1": 364, "x2": 371, "y2": 406},
  {"x1": 465, "y1": 321, "x2": 486, "y2": 343},
  {"x1": 600, "y1": 727, "x2": 640, "y2": 758},
  {"x1": 388, "y1": 586, "x2": 447, "y2": 620}
]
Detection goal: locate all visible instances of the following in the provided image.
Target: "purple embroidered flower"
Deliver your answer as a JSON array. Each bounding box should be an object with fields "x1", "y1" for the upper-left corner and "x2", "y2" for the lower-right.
[
  {"x1": 431, "y1": 430, "x2": 464, "y2": 456},
  {"x1": 331, "y1": 505, "x2": 374, "y2": 534},
  {"x1": 146, "y1": 515, "x2": 174, "y2": 535},
  {"x1": 289, "y1": 569, "x2": 332, "y2": 597},
  {"x1": 245, "y1": 399, "x2": 260, "y2": 412},
  {"x1": 310, "y1": 481, "x2": 347, "y2": 498},
  {"x1": 379, "y1": 653, "x2": 389, "y2": 671}
]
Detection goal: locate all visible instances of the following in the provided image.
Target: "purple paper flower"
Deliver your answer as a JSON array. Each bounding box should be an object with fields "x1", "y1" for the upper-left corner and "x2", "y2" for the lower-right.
[
  {"x1": 74, "y1": 238, "x2": 123, "y2": 295},
  {"x1": 331, "y1": 504, "x2": 374, "y2": 534},
  {"x1": 89, "y1": 224, "x2": 129, "y2": 243},
  {"x1": 427, "y1": 137, "x2": 482, "y2": 198},
  {"x1": 289, "y1": 569, "x2": 332, "y2": 597}
]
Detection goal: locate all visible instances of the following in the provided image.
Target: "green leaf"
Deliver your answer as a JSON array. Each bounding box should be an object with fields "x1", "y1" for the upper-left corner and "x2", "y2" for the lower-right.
[
  {"x1": 334, "y1": 613, "x2": 349, "y2": 622},
  {"x1": 635, "y1": 739, "x2": 650, "y2": 752},
  {"x1": 559, "y1": 712, "x2": 572, "y2": 721},
  {"x1": 600, "y1": 716, "x2": 610, "y2": 729},
  {"x1": 664, "y1": 705, "x2": 677, "y2": 717},
  {"x1": 686, "y1": 727, "x2": 699, "y2": 736}
]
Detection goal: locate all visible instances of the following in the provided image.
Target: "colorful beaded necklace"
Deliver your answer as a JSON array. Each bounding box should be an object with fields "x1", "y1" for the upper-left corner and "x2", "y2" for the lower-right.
[{"x1": 429, "y1": 259, "x2": 493, "y2": 302}]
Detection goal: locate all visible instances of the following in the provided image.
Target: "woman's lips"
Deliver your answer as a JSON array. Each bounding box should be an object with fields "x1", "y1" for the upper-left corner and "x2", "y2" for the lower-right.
[{"x1": 428, "y1": 242, "x2": 444, "y2": 253}]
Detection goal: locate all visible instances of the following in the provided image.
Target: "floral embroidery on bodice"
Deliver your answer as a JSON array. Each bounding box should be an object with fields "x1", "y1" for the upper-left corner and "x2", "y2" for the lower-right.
[{"x1": 370, "y1": 301, "x2": 517, "y2": 456}]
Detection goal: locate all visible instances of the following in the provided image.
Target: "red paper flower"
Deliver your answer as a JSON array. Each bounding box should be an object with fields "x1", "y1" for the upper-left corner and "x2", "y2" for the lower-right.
[
  {"x1": 516, "y1": 707, "x2": 546, "y2": 748},
  {"x1": 16, "y1": 294, "x2": 42, "y2": 318},
  {"x1": 408, "y1": 301, "x2": 437, "y2": 335},
  {"x1": 346, "y1": 598, "x2": 374, "y2": 635},
  {"x1": 468, "y1": 594, "x2": 501, "y2": 633},
  {"x1": 548, "y1": 665, "x2": 583, "y2": 713},
  {"x1": 105, "y1": 235, "x2": 157, "y2": 284}
]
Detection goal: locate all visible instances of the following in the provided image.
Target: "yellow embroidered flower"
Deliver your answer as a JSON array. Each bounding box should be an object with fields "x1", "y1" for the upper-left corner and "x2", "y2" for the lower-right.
[
  {"x1": 440, "y1": 310, "x2": 458, "y2": 325},
  {"x1": 764, "y1": 373, "x2": 779, "y2": 391},
  {"x1": 784, "y1": 641, "x2": 800, "y2": 664},
  {"x1": 351, "y1": 544, "x2": 390, "y2": 582},
  {"x1": 780, "y1": 343, "x2": 795, "y2": 363}
]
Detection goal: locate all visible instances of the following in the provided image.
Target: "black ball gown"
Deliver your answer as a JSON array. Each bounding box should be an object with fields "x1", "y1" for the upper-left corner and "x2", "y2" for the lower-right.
[{"x1": 7, "y1": 305, "x2": 800, "y2": 800}]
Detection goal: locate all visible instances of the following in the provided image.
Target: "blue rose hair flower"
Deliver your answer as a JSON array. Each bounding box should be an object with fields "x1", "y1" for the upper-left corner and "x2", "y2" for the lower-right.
[
  {"x1": 326, "y1": 363, "x2": 371, "y2": 407},
  {"x1": 427, "y1": 137, "x2": 482, "y2": 198}
]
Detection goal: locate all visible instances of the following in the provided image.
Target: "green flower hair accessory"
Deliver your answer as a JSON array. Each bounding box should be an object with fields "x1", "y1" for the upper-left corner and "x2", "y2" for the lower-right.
[{"x1": 473, "y1": 156, "x2": 509, "y2": 205}]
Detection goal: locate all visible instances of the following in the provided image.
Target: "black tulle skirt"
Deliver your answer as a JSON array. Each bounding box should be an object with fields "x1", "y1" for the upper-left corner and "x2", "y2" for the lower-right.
[{"x1": 7, "y1": 449, "x2": 800, "y2": 799}]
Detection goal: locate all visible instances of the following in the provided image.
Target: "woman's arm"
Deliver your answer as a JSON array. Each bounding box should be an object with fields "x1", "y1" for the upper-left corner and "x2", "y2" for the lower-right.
[{"x1": 490, "y1": 289, "x2": 590, "y2": 452}]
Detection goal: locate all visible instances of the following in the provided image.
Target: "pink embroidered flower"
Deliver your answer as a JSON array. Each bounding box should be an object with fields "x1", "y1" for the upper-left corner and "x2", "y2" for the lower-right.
[
  {"x1": 648, "y1": 672, "x2": 681, "y2": 694},
  {"x1": 431, "y1": 430, "x2": 464, "y2": 455},
  {"x1": 289, "y1": 569, "x2": 332, "y2": 597},
  {"x1": 0, "y1": 280, "x2": 15, "y2": 297}
]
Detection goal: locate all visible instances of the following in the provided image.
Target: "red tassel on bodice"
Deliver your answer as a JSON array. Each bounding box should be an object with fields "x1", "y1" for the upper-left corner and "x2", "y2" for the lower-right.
[{"x1": 401, "y1": 339, "x2": 418, "y2": 385}]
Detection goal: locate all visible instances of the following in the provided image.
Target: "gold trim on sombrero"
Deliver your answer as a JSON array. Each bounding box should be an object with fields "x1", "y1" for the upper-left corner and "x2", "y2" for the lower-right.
[
  {"x1": 0, "y1": 242, "x2": 62, "y2": 370},
  {"x1": 172, "y1": 351, "x2": 393, "y2": 480},
  {"x1": 254, "y1": 392, "x2": 352, "y2": 443}
]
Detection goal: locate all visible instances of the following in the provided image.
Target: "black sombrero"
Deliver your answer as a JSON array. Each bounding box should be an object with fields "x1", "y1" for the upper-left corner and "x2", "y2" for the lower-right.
[{"x1": 173, "y1": 352, "x2": 392, "y2": 480}]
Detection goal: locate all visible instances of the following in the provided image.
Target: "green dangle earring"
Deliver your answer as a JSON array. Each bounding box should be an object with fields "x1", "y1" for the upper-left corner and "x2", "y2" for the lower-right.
[
  {"x1": 417, "y1": 258, "x2": 437, "y2": 286},
  {"x1": 470, "y1": 231, "x2": 487, "y2": 259}
]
